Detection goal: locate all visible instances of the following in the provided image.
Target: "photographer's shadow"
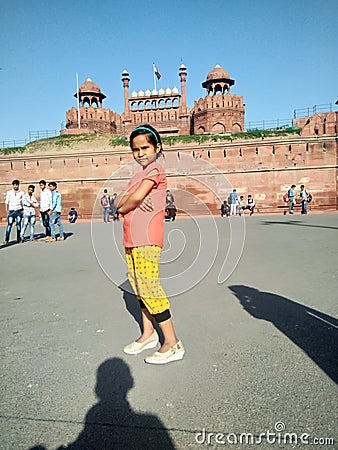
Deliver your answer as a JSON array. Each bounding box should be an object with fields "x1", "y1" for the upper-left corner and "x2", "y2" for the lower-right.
[
  {"x1": 55, "y1": 358, "x2": 175, "y2": 449},
  {"x1": 229, "y1": 285, "x2": 338, "y2": 385}
]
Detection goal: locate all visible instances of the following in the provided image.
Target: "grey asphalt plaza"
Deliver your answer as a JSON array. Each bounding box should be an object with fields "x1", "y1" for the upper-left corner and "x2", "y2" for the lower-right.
[{"x1": 0, "y1": 213, "x2": 337, "y2": 450}]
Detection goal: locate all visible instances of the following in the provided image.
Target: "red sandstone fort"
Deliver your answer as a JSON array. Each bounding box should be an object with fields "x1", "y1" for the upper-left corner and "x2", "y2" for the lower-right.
[{"x1": 1, "y1": 64, "x2": 337, "y2": 219}]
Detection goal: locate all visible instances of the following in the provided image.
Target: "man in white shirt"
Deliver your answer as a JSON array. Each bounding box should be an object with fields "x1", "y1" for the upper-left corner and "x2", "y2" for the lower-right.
[
  {"x1": 39, "y1": 179, "x2": 52, "y2": 238},
  {"x1": 3, "y1": 179, "x2": 24, "y2": 244},
  {"x1": 20, "y1": 185, "x2": 39, "y2": 242}
]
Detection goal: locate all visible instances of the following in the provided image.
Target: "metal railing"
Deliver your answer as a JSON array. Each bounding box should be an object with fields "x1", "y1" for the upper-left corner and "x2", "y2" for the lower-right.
[
  {"x1": 1, "y1": 129, "x2": 59, "y2": 149},
  {"x1": 245, "y1": 119, "x2": 293, "y2": 131},
  {"x1": 293, "y1": 103, "x2": 334, "y2": 119}
]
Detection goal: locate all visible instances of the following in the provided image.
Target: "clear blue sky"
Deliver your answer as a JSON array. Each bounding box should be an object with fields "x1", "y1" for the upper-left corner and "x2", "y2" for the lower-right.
[{"x1": 1, "y1": 0, "x2": 337, "y2": 142}]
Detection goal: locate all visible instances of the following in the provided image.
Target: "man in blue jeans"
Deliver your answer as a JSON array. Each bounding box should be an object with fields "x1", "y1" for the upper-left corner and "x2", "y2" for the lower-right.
[
  {"x1": 3, "y1": 179, "x2": 24, "y2": 245},
  {"x1": 288, "y1": 184, "x2": 296, "y2": 214},
  {"x1": 45, "y1": 182, "x2": 65, "y2": 242}
]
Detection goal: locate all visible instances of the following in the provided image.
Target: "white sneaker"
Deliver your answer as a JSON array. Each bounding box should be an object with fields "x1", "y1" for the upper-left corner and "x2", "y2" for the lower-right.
[
  {"x1": 144, "y1": 340, "x2": 185, "y2": 365},
  {"x1": 123, "y1": 330, "x2": 159, "y2": 355}
]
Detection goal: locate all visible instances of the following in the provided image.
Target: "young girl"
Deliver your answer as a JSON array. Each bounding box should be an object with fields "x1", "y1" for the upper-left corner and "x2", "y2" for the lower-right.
[{"x1": 117, "y1": 125, "x2": 184, "y2": 365}]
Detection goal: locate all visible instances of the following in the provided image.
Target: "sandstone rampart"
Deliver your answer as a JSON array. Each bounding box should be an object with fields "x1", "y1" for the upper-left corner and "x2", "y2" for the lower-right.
[{"x1": 1, "y1": 134, "x2": 337, "y2": 220}]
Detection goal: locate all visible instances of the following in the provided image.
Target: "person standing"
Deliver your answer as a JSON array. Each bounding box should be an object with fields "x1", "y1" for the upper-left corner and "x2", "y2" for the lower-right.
[
  {"x1": 39, "y1": 180, "x2": 52, "y2": 238},
  {"x1": 166, "y1": 189, "x2": 175, "y2": 206},
  {"x1": 300, "y1": 185, "x2": 309, "y2": 215},
  {"x1": 101, "y1": 189, "x2": 111, "y2": 223},
  {"x1": 3, "y1": 179, "x2": 24, "y2": 245},
  {"x1": 229, "y1": 189, "x2": 239, "y2": 216},
  {"x1": 117, "y1": 124, "x2": 184, "y2": 365},
  {"x1": 20, "y1": 185, "x2": 39, "y2": 242},
  {"x1": 288, "y1": 184, "x2": 296, "y2": 214},
  {"x1": 110, "y1": 192, "x2": 119, "y2": 221},
  {"x1": 46, "y1": 182, "x2": 65, "y2": 242}
]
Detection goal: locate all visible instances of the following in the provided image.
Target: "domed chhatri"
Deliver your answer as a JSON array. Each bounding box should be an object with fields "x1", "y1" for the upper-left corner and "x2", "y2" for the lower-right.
[
  {"x1": 206, "y1": 64, "x2": 231, "y2": 81},
  {"x1": 79, "y1": 77, "x2": 102, "y2": 94}
]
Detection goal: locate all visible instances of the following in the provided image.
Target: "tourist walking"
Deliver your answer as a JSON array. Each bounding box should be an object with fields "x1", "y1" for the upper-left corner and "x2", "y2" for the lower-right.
[
  {"x1": 20, "y1": 185, "x2": 39, "y2": 242},
  {"x1": 3, "y1": 179, "x2": 24, "y2": 245},
  {"x1": 117, "y1": 124, "x2": 184, "y2": 365}
]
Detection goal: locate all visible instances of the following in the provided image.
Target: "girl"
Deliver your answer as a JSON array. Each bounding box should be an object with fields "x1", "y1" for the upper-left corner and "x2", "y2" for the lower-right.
[{"x1": 117, "y1": 125, "x2": 184, "y2": 365}]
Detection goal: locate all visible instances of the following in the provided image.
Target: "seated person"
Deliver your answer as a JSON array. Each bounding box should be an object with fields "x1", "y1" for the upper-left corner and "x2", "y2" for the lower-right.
[
  {"x1": 243, "y1": 195, "x2": 255, "y2": 216},
  {"x1": 220, "y1": 200, "x2": 230, "y2": 217},
  {"x1": 238, "y1": 195, "x2": 245, "y2": 216},
  {"x1": 165, "y1": 203, "x2": 177, "y2": 221},
  {"x1": 68, "y1": 207, "x2": 78, "y2": 223}
]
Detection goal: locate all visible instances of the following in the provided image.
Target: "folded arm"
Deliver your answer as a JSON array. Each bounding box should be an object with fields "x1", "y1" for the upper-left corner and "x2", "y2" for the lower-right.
[{"x1": 118, "y1": 179, "x2": 156, "y2": 216}]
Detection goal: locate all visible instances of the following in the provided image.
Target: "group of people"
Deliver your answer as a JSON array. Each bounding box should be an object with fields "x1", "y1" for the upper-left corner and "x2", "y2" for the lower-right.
[
  {"x1": 101, "y1": 188, "x2": 177, "y2": 223},
  {"x1": 285, "y1": 184, "x2": 311, "y2": 215},
  {"x1": 100, "y1": 189, "x2": 119, "y2": 222},
  {"x1": 221, "y1": 189, "x2": 255, "y2": 217},
  {"x1": 2, "y1": 179, "x2": 68, "y2": 244}
]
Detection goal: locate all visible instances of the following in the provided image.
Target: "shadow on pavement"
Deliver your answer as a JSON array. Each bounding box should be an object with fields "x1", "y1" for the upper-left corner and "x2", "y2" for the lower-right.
[
  {"x1": 229, "y1": 285, "x2": 338, "y2": 385},
  {"x1": 260, "y1": 220, "x2": 338, "y2": 231},
  {"x1": 29, "y1": 358, "x2": 176, "y2": 450},
  {"x1": 119, "y1": 280, "x2": 164, "y2": 344}
]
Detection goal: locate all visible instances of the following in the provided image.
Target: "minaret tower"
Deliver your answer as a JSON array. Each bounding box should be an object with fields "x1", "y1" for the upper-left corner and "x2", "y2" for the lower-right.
[
  {"x1": 122, "y1": 69, "x2": 130, "y2": 117},
  {"x1": 179, "y1": 64, "x2": 187, "y2": 113}
]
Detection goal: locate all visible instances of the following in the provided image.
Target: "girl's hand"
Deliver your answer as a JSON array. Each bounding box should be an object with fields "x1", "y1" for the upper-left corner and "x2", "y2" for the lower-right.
[{"x1": 138, "y1": 195, "x2": 154, "y2": 212}]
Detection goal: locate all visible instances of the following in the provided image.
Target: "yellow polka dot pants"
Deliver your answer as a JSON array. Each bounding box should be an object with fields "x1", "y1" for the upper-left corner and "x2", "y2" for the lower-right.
[{"x1": 125, "y1": 246, "x2": 170, "y2": 315}]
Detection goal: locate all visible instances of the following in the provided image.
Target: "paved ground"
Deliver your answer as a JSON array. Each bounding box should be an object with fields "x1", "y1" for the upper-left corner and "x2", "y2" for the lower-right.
[{"x1": 0, "y1": 214, "x2": 337, "y2": 450}]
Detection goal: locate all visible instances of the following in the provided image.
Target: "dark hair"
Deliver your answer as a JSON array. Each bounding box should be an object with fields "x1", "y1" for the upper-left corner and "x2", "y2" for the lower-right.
[
  {"x1": 39, "y1": 180, "x2": 47, "y2": 185},
  {"x1": 12, "y1": 179, "x2": 20, "y2": 185},
  {"x1": 300, "y1": 184, "x2": 304, "y2": 188},
  {"x1": 48, "y1": 181, "x2": 57, "y2": 188},
  {"x1": 291, "y1": 184, "x2": 296, "y2": 188},
  {"x1": 129, "y1": 124, "x2": 162, "y2": 152},
  {"x1": 28, "y1": 184, "x2": 35, "y2": 190}
]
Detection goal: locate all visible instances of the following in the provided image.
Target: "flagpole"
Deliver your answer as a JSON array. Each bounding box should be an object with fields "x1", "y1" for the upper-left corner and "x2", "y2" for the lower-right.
[
  {"x1": 153, "y1": 64, "x2": 156, "y2": 91},
  {"x1": 76, "y1": 72, "x2": 81, "y2": 129}
]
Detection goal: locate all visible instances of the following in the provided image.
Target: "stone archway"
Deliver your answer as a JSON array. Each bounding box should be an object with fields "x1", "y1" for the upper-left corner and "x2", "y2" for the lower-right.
[{"x1": 212, "y1": 122, "x2": 225, "y2": 134}]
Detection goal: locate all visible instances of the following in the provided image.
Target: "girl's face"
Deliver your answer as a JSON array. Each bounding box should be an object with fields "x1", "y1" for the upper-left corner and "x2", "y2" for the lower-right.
[{"x1": 131, "y1": 134, "x2": 160, "y2": 167}]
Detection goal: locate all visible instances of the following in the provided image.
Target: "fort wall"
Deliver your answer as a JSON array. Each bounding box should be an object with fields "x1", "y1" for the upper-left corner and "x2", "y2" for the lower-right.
[{"x1": 0, "y1": 135, "x2": 337, "y2": 220}]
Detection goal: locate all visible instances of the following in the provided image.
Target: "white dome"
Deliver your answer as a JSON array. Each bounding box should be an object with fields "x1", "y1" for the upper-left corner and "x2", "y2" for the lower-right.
[
  {"x1": 151, "y1": 89, "x2": 158, "y2": 96},
  {"x1": 158, "y1": 88, "x2": 165, "y2": 95},
  {"x1": 122, "y1": 69, "x2": 129, "y2": 75},
  {"x1": 145, "y1": 89, "x2": 151, "y2": 96},
  {"x1": 165, "y1": 87, "x2": 172, "y2": 95},
  {"x1": 138, "y1": 90, "x2": 144, "y2": 96},
  {"x1": 131, "y1": 90, "x2": 138, "y2": 98},
  {"x1": 180, "y1": 63, "x2": 186, "y2": 70},
  {"x1": 172, "y1": 86, "x2": 179, "y2": 94}
]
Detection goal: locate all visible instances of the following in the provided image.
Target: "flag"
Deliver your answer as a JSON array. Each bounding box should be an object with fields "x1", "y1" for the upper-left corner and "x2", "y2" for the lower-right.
[{"x1": 153, "y1": 63, "x2": 162, "y2": 80}]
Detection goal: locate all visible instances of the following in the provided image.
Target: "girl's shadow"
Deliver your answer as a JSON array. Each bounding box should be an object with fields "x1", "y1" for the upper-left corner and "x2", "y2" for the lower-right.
[
  {"x1": 119, "y1": 279, "x2": 164, "y2": 344},
  {"x1": 229, "y1": 285, "x2": 338, "y2": 384}
]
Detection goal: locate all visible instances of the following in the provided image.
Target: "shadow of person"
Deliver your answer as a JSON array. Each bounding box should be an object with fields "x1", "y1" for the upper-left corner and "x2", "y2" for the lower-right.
[
  {"x1": 54, "y1": 358, "x2": 176, "y2": 450},
  {"x1": 229, "y1": 285, "x2": 338, "y2": 385},
  {"x1": 119, "y1": 280, "x2": 164, "y2": 344}
]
